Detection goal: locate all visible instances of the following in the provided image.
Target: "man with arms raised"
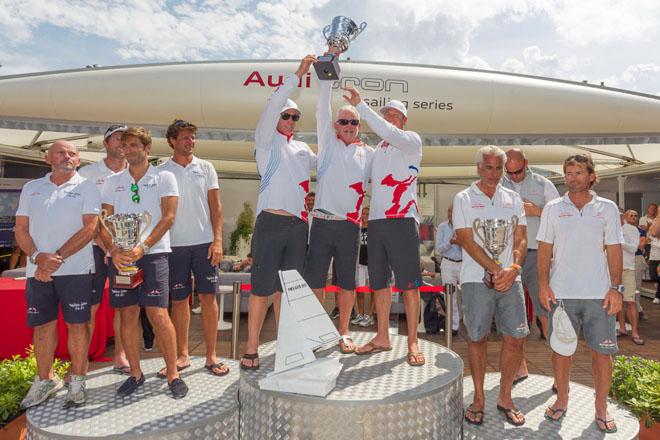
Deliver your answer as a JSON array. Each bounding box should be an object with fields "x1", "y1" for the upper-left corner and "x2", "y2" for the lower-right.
[
  {"x1": 342, "y1": 88, "x2": 425, "y2": 366},
  {"x1": 241, "y1": 56, "x2": 317, "y2": 369},
  {"x1": 100, "y1": 127, "x2": 188, "y2": 398},
  {"x1": 78, "y1": 124, "x2": 130, "y2": 375},
  {"x1": 158, "y1": 119, "x2": 228, "y2": 377},
  {"x1": 502, "y1": 148, "x2": 559, "y2": 382},
  {"x1": 16, "y1": 141, "x2": 100, "y2": 408},
  {"x1": 453, "y1": 146, "x2": 528, "y2": 426},
  {"x1": 303, "y1": 66, "x2": 374, "y2": 353},
  {"x1": 538, "y1": 154, "x2": 623, "y2": 433}
]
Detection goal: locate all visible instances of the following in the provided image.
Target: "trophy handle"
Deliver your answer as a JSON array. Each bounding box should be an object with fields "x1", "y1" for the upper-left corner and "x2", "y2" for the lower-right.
[
  {"x1": 354, "y1": 21, "x2": 367, "y2": 38},
  {"x1": 322, "y1": 25, "x2": 331, "y2": 40},
  {"x1": 139, "y1": 211, "x2": 152, "y2": 241},
  {"x1": 472, "y1": 218, "x2": 485, "y2": 244},
  {"x1": 99, "y1": 209, "x2": 112, "y2": 236}
]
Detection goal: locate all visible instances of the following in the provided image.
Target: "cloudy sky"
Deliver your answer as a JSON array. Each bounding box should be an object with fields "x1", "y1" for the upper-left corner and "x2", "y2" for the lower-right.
[{"x1": 1, "y1": 0, "x2": 659, "y2": 94}]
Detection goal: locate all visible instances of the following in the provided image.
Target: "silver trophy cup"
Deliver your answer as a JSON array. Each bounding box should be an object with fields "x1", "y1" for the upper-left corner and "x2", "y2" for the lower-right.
[
  {"x1": 472, "y1": 216, "x2": 518, "y2": 288},
  {"x1": 100, "y1": 210, "x2": 152, "y2": 288},
  {"x1": 315, "y1": 16, "x2": 367, "y2": 80}
]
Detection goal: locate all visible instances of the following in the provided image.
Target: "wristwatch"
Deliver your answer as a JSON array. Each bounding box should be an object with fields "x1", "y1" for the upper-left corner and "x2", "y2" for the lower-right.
[
  {"x1": 29, "y1": 251, "x2": 40, "y2": 264},
  {"x1": 610, "y1": 285, "x2": 625, "y2": 294}
]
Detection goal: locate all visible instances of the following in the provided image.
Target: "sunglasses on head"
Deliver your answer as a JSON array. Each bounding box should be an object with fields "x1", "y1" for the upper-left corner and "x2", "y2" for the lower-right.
[
  {"x1": 337, "y1": 119, "x2": 359, "y2": 126},
  {"x1": 506, "y1": 166, "x2": 525, "y2": 176},
  {"x1": 130, "y1": 183, "x2": 140, "y2": 204},
  {"x1": 281, "y1": 113, "x2": 300, "y2": 121}
]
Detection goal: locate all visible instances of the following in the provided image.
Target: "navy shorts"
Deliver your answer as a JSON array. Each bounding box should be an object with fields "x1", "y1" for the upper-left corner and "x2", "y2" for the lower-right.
[
  {"x1": 368, "y1": 218, "x2": 422, "y2": 291},
  {"x1": 169, "y1": 243, "x2": 218, "y2": 301},
  {"x1": 251, "y1": 211, "x2": 307, "y2": 296},
  {"x1": 91, "y1": 245, "x2": 108, "y2": 305},
  {"x1": 304, "y1": 218, "x2": 360, "y2": 290},
  {"x1": 108, "y1": 253, "x2": 170, "y2": 308},
  {"x1": 26, "y1": 274, "x2": 94, "y2": 327}
]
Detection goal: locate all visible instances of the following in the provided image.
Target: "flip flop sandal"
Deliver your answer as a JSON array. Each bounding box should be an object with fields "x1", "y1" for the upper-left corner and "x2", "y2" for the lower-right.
[
  {"x1": 356, "y1": 342, "x2": 392, "y2": 355},
  {"x1": 615, "y1": 330, "x2": 628, "y2": 338},
  {"x1": 632, "y1": 336, "x2": 645, "y2": 345},
  {"x1": 407, "y1": 351, "x2": 425, "y2": 366},
  {"x1": 338, "y1": 335, "x2": 356, "y2": 354},
  {"x1": 205, "y1": 362, "x2": 230, "y2": 377},
  {"x1": 112, "y1": 365, "x2": 131, "y2": 375},
  {"x1": 513, "y1": 375, "x2": 528, "y2": 385},
  {"x1": 595, "y1": 417, "x2": 617, "y2": 433},
  {"x1": 544, "y1": 407, "x2": 567, "y2": 422},
  {"x1": 497, "y1": 405, "x2": 525, "y2": 426},
  {"x1": 156, "y1": 363, "x2": 190, "y2": 379},
  {"x1": 240, "y1": 353, "x2": 260, "y2": 370},
  {"x1": 551, "y1": 384, "x2": 570, "y2": 394},
  {"x1": 464, "y1": 407, "x2": 484, "y2": 426}
]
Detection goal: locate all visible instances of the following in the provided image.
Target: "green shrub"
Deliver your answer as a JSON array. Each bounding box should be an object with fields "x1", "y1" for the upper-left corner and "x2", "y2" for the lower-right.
[
  {"x1": 610, "y1": 355, "x2": 660, "y2": 428},
  {"x1": 229, "y1": 201, "x2": 254, "y2": 255},
  {"x1": 0, "y1": 346, "x2": 69, "y2": 425}
]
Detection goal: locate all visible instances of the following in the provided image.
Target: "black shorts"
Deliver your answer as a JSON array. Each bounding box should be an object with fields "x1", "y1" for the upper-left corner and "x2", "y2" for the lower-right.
[
  {"x1": 91, "y1": 245, "x2": 108, "y2": 305},
  {"x1": 368, "y1": 218, "x2": 422, "y2": 291},
  {"x1": 304, "y1": 218, "x2": 359, "y2": 290},
  {"x1": 108, "y1": 253, "x2": 170, "y2": 308},
  {"x1": 169, "y1": 243, "x2": 218, "y2": 301},
  {"x1": 26, "y1": 274, "x2": 94, "y2": 327},
  {"x1": 250, "y1": 211, "x2": 307, "y2": 296}
]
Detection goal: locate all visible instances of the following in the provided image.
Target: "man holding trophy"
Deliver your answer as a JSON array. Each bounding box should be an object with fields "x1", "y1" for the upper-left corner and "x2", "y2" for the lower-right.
[
  {"x1": 453, "y1": 146, "x2": 528, "y2": 426},
  {"x1": 100, "y1": 127, "x2": 188, "y2": 399}
]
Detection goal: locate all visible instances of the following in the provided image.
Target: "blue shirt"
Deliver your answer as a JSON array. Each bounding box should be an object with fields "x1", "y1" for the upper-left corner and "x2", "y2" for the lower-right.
[
  {"x1": 637, "y1": 227, "x2": 647, "y2": 256},
  {"x1": 435, "y1": 220, "x2": 462, "y2": 261}
]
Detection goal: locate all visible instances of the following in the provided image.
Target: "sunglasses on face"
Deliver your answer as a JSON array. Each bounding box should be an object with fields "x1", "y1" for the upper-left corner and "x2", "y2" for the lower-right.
[
  {"x1": 337, "y1": 119, "x2": 359, "y2": 126},
  {"x1": 506, "y1": 166, "x2": 525, "y2": 176},
  {"x1": 281, "y1": 113, "x2": 300, "y2": 121},
  {"x1": 130, "y1": 183, "x2": 140, "y2": 204}
]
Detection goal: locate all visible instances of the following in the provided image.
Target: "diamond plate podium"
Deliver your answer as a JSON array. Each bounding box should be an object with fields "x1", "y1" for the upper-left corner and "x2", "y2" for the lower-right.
[
  {"x1": 239, "y1": 333, "x2": 464, "y2": 440},
  {"x1": 26, "y1": 356, "x2": 239, "y2": 440},
  {"x1": 463, "y1": 373, "x2": 640, "y2": 440}
]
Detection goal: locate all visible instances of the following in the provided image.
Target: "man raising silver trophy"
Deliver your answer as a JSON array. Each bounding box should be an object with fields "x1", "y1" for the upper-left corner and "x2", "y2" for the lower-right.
[
  {"x1": 452, "y1": 146, "x2": 529, "y2": 427},
  {"x1": 314, "y1": 15, "x2": 366, "y2": 80}
]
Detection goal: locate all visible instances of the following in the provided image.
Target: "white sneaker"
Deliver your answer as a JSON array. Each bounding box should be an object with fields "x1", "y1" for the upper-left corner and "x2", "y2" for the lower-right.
[
  {"x1": 359, "y1": 315, "x2": 375, "y2": 327},
  {"x1": 653, "y1": 298, "x2": 660, "y2": 304},
  {"x1": 191, "y1": 305, "x2": 202, "y2": 315},
  {"x1": 64, "y1": 375, "x2": 86, "y2": 408},
  {"x1": 20, "y1": 375, "x2": 63, "y2": 409},
  {"x1": 351, "y1": 314, "x2": 365, "y2": 325}
]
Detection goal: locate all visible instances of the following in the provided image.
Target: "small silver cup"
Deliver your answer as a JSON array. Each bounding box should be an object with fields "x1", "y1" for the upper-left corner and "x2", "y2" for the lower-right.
[{"x1": 314, "y1": 16, "x2": 367, "y2": 80}]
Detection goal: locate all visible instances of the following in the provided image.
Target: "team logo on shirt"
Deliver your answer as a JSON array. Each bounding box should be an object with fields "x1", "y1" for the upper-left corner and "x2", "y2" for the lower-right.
[
  {"x1": 559, "y1": 211, "x2": 573, "y2": 218},
  {"x1": 593, "y1": 212, "x2": 605, "y2": 219},
  {"x1": 65, "y1": 191, "x2": 82, "y2": 198},
  {"x1": 29, "y1": 192, "x2": 41, "y2": 197},
  {"x1": 115, "y1": 186, "x2": 126, "y2": 193},
  {"x1": 471, "y1": 202, "x2": 485, "y2": 209},
  {"x1": 143, "y1": 182, "x2": 157, "y2": 188}
]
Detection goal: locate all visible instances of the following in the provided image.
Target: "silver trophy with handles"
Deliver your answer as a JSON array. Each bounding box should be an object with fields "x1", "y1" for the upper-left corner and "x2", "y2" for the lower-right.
[
  {"x1": 314, "y1": 16, "x2": 367, "y2": 80},
  {"x1": 99, "y1": 210, "x2": 152, "y2": 289},
  {"x1": 472, "y1": 216, "x2": 518, "y2": 288}
]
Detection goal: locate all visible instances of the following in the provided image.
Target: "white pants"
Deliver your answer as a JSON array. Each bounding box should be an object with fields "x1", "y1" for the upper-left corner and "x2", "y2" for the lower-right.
[{"x1": 440, "y1": 258, "x2": 462, "y2": 331}]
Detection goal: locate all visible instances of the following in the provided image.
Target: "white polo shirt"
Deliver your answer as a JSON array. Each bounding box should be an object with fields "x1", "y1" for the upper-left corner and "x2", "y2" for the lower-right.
[
  {"x1": 356, "y1": 102, "x2": 422, "y2": 223},
  {"x1": 78, "y1": 159, "x2": 125, "y2": 190},
  {"x1": 102, "y1": 165, "x2": 178, "y2": 254},
  {"x1": 158, "y1": 156, "x2": 219, "y2": 246},
  {"x1": 536, "y1": 191, "x2": 624, "y2": 299},
  {"x1": 16, "y1": 172, "x2": 100, "y2": 278},
  {"x1": 315, "y1": 81, "x2": 374, "y2": 224},
  {"x1": 255, "y1": 74, "x2": 317, "y2": 221},
  {"x1": 452, "y1": 182, "x2": 527, "y2": 284},
  {"x1": 621, "y1": 223, "x2": 640, "y2": 270}
]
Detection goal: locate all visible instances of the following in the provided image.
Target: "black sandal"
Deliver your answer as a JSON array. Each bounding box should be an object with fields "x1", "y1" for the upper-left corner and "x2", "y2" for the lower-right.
[
  {"x1": 240, "y1": 353, "x2": 259, "y2": 370},
  {"x1": 205, "y1": 362, "x2": 230, "y2": 377},
  {"x1": 497, "y1": 405, "x2": 525, "y2": 426},
  {"x1": 464, "y1": 406, "x2": 484, "y2": 426}
]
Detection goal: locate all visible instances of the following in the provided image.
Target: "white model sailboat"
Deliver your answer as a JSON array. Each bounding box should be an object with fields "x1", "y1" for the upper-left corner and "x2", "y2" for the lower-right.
[{"x1": 258, "y1": 270, "x2": 342, "y2": 397}]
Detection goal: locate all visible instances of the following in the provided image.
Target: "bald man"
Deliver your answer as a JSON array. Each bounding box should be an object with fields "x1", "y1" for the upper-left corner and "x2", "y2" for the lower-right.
[
  {"x1": 15, "y1": 141, "x2": 100, "y2": 408},
  {"x1": 503, "y1": 148, "x2": 559, "y2": 383}
]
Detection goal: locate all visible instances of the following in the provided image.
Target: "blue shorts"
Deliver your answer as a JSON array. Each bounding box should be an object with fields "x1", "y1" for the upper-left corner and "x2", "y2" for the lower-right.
[
  {"x1": 108, "y1": 253, "x2": 170, "y2": 308},
  {"x1": 26, "y1": 274, "x2": 93, "y2": 327},
  {"x1": 91, "y1": 245, "x2": 108, "y2": 305},
  {"x1": 169, "y1": 243, "x2": 218, "y2": 301}
]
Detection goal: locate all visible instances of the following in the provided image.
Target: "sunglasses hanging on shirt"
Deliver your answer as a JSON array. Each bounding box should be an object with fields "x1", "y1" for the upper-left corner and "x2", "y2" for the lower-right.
[{"x1": 130, "y1": 183, "x2": 140, "y2": 203}]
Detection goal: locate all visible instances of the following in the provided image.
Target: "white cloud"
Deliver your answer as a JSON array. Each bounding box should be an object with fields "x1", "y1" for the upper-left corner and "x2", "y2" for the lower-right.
[
  {"x1": 605, "y1": 63, "x2": 660, "y2": 95},
  {"x1": 500, "y1": 45, "x2": 587, "y2": 78}
]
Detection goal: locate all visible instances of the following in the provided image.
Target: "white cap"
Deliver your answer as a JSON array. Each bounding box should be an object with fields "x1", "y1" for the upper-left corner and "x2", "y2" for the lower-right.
[
  {"x1": 281, "y1": 99, "x2": 301, "y2": 114},
  {"x1": 103, "y1": 124, "x2": 127, "y2": 140},
  {"x1": 380, "y1": 100, "x2": 408, "y2": 118},
  {"x1": 549, "y1": 303, "x2": 577, "y2": 357}
]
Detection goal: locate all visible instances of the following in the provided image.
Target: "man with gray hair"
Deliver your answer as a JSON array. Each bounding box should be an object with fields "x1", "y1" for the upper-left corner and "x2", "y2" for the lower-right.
[
  {"x1": 453, "y1": 145, "x2": 528, "y2": 426},
  {"x1": 303, "y1": 61, "x2": 374, "y2": 353},
  {"x1": 15, "y1": 140, "x2": 100, "y2": 408},
  {"x1": 503, "y1": 148, "x2": 559, "y2": 383}
]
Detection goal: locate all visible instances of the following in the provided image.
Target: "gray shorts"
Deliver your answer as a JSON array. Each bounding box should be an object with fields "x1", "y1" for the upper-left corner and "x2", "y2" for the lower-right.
[
  {"x1": 368, "y1": 218, "x2": 422, "y2": 291},
  {"x1": 91, "y1": 245, "x2": 108, "y2": 306},
  {"x1": 522, "y1": 250, "x2": 546, "y2": 318},
  {"x1": 251, "y1": 211, "x2": 307, "y2": 296},
  {"x1": 549, "y1": 299, "x2": 617, "y2": 355},
  {"x1": 109, "y1": 253, "x2": 170, "y2": 308},
  {"x1": 304, "y1": 218, "x2": 359, "y2": 290},
  {"x1": 26, "y1": 274, "x2": 94, "y2": 327},
  {"x1": 461, "y1": 281, "x2": 529, "y2": 341},
  {"x1": 169, "y1": 243, "x2": 218, "y2": 301}
]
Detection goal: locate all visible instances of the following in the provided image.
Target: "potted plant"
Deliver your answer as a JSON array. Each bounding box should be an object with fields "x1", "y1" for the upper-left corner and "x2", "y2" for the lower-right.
[
  {"x1": 230, "y1": 201, "x2": 254, "y2": 257},
  {"x1": 610, "y1": 355, "x2": 660, "y2": 439},
  {"x1": 0, "y1": 347, "x2": 69, "y2": 438}
]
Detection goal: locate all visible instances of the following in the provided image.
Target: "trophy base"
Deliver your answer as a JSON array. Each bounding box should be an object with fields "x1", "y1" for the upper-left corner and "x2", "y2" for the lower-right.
[
  {"x1": 482, "y1": 271, "x2": 495, "y2": 289},
  {"x1": 113, "y1": 269, "x2": 144, "y2": 289},
  {"x1": 314, "y1": 54, "x2": 341, "y2": 80}
]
